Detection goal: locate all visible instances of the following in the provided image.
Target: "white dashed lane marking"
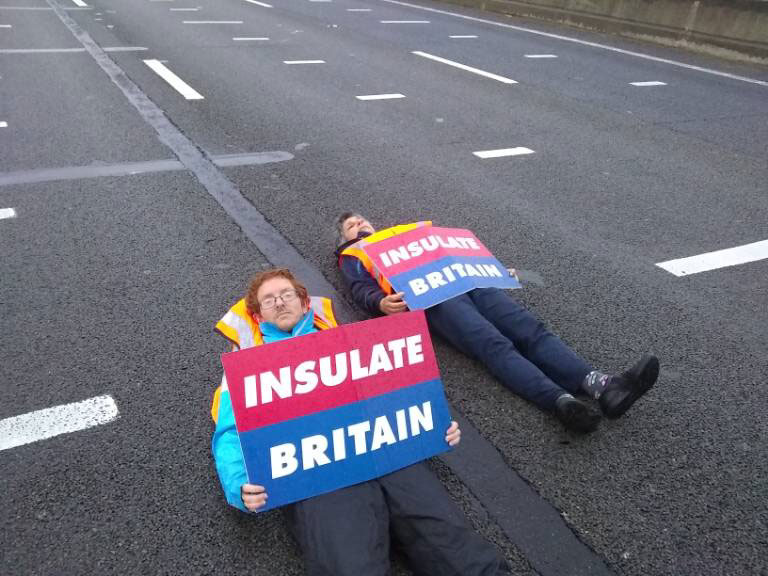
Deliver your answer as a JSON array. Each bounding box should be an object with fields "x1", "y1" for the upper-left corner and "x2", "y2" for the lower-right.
[
  {"x1": 143, "y1": 59, "x2": 204, "y2": 100},
  {"x1": 656, "y1": 239, "x2": 768, "y2": 276},
  {"x1": 356, "y1": 93, "x2": 405, "y2": 100},
  {"x1": 283, "y1": 59, "x2": 325, "y2": 64},
  {"x1": 473, "y1": 147, "x2": 535, "y2": 159},
  {"x1": 412, "y1": 51, "x2": 517, "y2": 84},
  {"x1": 525, "y1": 54, "x2": 558, "y2": 58},
  {"x1": 449, "y1": 35, "x2": 477, "y2": 39},
  {"x1": 0, "y1": 207, "x2": 17, "y2": 219},
  {"x1": 233, "y1": 37, "x2": 269, "y2": 41},
  {"x1": 242, "y1": 0, "x2": 273, "y2": 7},
  {"x1": 0, "y1": 395, "x2": 120, "y2": 452}
]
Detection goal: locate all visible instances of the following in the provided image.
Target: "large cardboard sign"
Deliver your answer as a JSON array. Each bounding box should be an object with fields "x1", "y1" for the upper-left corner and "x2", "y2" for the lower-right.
[
  {"x1": 361, "y1": 226, "x2": 521, "y2": 309},
  {"x1": 221, "y1": 311, "x2": 452, "y2": 511}
]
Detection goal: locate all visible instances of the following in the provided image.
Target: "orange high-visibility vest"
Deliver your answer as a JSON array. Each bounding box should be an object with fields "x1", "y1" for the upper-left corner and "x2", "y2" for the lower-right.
[
  {"x1": 211, "y1": 296, "x2": 338, "y2": 422},
  {"x1": 338, "y1": 221, "x2": 432, "y2": 295}
]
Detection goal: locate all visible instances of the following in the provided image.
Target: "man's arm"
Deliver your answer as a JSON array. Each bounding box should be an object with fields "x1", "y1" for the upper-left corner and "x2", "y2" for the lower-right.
[
  {"x1": 212, "y1": 376, "x2": 267, "y2": 512},
  {"x1": 339, "y1": 255, "x2": 388, "y2": 315}
]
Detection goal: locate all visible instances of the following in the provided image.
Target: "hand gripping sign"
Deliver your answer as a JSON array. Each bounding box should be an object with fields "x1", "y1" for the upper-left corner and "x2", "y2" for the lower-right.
[
  {"x1": 360, "y1": 226, "x2": 521, "y2": 309},
  {"x1": 221, "y1": 311, "x2": 452, "y2": 511}
]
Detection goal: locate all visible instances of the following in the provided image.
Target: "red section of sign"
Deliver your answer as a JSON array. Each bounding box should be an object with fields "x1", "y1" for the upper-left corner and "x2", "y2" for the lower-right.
[
  {"x1": 222, "y1": 311, "x2": 439, "y2": 432},
  {"x1": 363, "y1": 227, "x2": 494, "y2": 277}
]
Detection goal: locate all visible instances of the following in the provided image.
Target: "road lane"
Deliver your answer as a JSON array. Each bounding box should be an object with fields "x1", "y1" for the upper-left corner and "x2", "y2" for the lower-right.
[{"x1": 3, "y1": 0, "x2": 767, "y2": 574}]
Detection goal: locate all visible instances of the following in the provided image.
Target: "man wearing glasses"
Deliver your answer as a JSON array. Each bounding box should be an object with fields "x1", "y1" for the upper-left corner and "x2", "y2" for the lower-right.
[{"x1": 212, "y1": 268, "x2": 509, "y2": 576}]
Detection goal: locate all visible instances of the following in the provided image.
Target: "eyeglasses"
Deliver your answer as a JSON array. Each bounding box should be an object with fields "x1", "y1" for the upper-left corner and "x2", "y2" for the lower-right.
[{"x1": 259, "y1": 289, "x2": 299, "y2": 311}]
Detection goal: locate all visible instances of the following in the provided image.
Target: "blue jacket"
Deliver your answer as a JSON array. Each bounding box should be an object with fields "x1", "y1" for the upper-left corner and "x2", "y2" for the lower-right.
[{"x1": 212, "y1": 311, "x2": 317, "y2": 512}]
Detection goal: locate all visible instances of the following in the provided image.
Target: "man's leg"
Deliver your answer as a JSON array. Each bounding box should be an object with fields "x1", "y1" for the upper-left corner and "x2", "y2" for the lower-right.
[
  {"x1": 283, "y1": 481, "x2": 391, "y2": 576},
  {"x1": 426, "y1": 294, "x2": 565, "y2": 411},
  {"x1": 467, "y1": 288, "x2": 593, "y2": 394},
  {"x1": 380, "y1": 462, "x2": 507, "y2": 576}
]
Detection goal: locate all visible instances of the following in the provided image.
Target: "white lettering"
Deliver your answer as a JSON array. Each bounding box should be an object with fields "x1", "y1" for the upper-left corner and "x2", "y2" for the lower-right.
[
  {"x1": 407, "y1": 240, "x2": 424, "y2": 258},
  {"x1": 420, "y1": 235, "x2": 439, "y2": 251},
  {"x1": 395, "y1": 409, "x2": 409, "y2": 440},
  {"x1": 301, "y1": 435, "x2": 331, "y2": 470},
  {"x1": 410, "y1": 277, "x2": 429, "y2": 295},
  {"x1": 350, "y1": 349, "x2": 370, "y2": 380},
  {"x1": 482, "y1": 264, "x2": 503, "y2": 277},
  {"x1": 387, "y1": 246, "x2": 410, "y2": 265},
  {"x1": 387, "y1": 338, "x2": 407, "y2": 369},
  {"x1": 260, "y1": 366, "x2": 292, "y2": 404},
  {"x1": 348, "y1": 421, "x2": 371, "y2": 455},
  {"x1": 368, "y1": 343, "x2": 394, "y2": 376},
  {"x1": 332, "y1": 427, "x2": 347, "y2": 461},
  {"x1": 406, "y1": 335, "x2": 424, "y2": 365},
  {"x1": 464, "y1": 263, "x2": 482, "y2": 277},
  {"x1": 426, "y1": 271, "x2": 447, "y2": 289},
  {"x1": 380, "y1": 251, "x2": 393, "y2": 268},
  {"x1": 244, "y1": 374, "x2": 258, "y2": 408},
  {"x1": 271, "y1": 443, "x2": 299, "y2": 479},
  {"x1": 370, "y1": 415, "x2": 397, "y2": 450},
  {"x1": 294, "y1": 360, "x2": 318, "y2": 394},
  {"x1": 319, "y1": 353, "x2": 347, "y2": 386},
  {"x1": 409, "y1": 402, "x2": 434, "y2": 436}
]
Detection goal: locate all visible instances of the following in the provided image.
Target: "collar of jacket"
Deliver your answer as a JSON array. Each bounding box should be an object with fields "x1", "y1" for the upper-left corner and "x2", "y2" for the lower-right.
[{"x1": 259, "y1": 309, "x2": 317, "y2": 344}]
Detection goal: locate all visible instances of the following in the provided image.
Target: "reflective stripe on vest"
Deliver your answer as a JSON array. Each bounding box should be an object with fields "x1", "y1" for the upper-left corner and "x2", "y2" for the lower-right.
[
  {"x1": 211, "y1": 296, "x2": 338, "y2": 421},
  {"x1": 339, "y1": 221, "x2": 432, "y2": 296}
]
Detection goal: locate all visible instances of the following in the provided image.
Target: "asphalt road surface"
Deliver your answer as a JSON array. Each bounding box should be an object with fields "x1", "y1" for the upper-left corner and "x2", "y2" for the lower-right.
[{"x1": 1, "y1": 0, "x2": 767, "y2": 575}]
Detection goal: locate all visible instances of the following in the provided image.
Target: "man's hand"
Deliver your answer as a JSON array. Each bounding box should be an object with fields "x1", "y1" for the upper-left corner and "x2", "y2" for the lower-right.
[
  {"x1": 378, "y1": 292, "x2": 408, "y2": 315},
  {"x1": 445, "y1": 421, "x2": 461, "y2": 447},
  {"x1": 241, "y1": 484, "x2": 268, "y2": 511},
  {"x1": 507, "y1": 268, "x2": 519, "y2": 281}
]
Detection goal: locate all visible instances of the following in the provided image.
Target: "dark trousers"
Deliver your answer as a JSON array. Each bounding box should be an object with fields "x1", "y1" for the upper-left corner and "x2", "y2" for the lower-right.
[
  {"x1": 425, "y1": 288, "x2": 593, "y2": 411},
  {"x1": 283, "y1": 462, "x2": 506, "y2": 576}
]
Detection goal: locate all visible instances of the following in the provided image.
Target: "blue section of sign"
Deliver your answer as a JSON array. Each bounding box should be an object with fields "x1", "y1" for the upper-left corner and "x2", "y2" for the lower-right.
[
  {"x1": 388, "y1": 256, "x2": 521, "y2": 310},
  {"x1": 239, "y1": 378, "x2": 451, "y2": 511}
]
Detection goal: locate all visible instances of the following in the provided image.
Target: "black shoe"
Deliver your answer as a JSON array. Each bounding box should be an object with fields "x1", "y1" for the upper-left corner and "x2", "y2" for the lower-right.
[
  {"x1": 599, "y1": 355, "x2": 660, "y2": 419},
  {"x1": 554, "y1": 395, "x2": 602, "y2": 434}
]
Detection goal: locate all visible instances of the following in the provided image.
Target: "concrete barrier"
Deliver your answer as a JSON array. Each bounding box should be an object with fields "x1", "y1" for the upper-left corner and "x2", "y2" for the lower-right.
[{"x1": 437, "y1": 0, "x2": 768, "y2": 62}]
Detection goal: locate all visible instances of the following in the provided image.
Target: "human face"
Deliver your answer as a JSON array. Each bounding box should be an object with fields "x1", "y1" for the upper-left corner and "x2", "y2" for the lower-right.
[
  {"x1": 342, "y1": 215, "x2": 376, "y2": 242},
  {"x1": 256, "y1": 277, "x2": 309, "y2": 332}
]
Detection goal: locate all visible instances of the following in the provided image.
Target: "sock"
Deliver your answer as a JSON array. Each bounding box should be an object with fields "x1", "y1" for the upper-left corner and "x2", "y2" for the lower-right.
[{"x1": 582, "y1": 371, "x2": 611, "y2": 399}]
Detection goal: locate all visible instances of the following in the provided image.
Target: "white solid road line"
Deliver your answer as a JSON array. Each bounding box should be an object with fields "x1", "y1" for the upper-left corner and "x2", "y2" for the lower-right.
[
  {"x1": 525, "y1": 54, "x2": 558, "y2": 58},
  {"x1": 473, "y1": 147, "x2": 535, "y2": 158},
  {"x1": 233, "y1": 37, "x2": 269, "y2": 41},
  {"x1": 183, "y1": 20, "x2": 242, "y2": 24},
  {"x1": 630, "y1": 81, "x2": 667, "y2": 86},
  {"x1": 170, "y1": 7, "x2": 200, "y2": 11},
  {"x1": 656, "y1": 239, "x2": 768, "y2": 277},
  {"x1": 143, "y1": 59, "x2": 204, "y2": 100},
  {"x1": 382, "y1": 0, "x2": 768, "y2": 87},
  {"x1": 243, "y1": 0, "x2": 273, "y2": 7},
  {"x1": 356, "y1": 93, "x2": 406, "y2": 100},
  {"x1": 413, "y1": 51, "x2": 517, "y2": 84},
  {"x1": 0, "y1": 395, "x2": 119, "y2": 452},
  {"x1": 449, "y1": 35, "x2": 477, "y2": 38},
  {"x1": 284, "y1": 59, "x2": 325, "y2": 64},
  {"x1": 381, "y1": 20, "x2": 429, "y2": 23},
  {"x1": 0, "y1": 207, "x2": 17, "y2": 219},
  {"x1": 347, "y1": 8, "x2": 372, "y2": 11}
]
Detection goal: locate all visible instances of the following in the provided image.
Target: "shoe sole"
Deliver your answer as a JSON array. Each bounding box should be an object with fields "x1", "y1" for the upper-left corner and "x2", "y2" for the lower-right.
[
  {"x1": 558, "y1": 402, "x2": 602, "y2": 434},
  {"x1": 603, "y1": 355, "x2": 660, "y2": 419}
]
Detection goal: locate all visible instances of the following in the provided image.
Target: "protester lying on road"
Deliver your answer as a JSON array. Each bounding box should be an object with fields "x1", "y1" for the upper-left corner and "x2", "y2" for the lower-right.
[
  {"x1": 211, "y1": 268, "x2": 510, "y2": 576},
  {"x1": 334, "y1": 213, "x2": 660, "y2": 434}
]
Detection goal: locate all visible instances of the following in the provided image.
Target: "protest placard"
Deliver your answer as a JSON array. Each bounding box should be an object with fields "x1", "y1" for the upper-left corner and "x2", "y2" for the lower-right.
[
  {"x1": 221, "y1": 310, "x2": 452, "y2": 511},
  {"x1": 360, "y1": 226, "x2": 521, "y2": 309}
]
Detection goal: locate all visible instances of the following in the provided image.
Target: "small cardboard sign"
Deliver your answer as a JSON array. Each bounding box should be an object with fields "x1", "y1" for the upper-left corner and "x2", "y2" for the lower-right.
[
  {"x1": 221, "y1": 311, "x2": 452, "y2": 511},
  {"x1": 361, "y1": 226, "x2": 521, "y2": 309}
]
